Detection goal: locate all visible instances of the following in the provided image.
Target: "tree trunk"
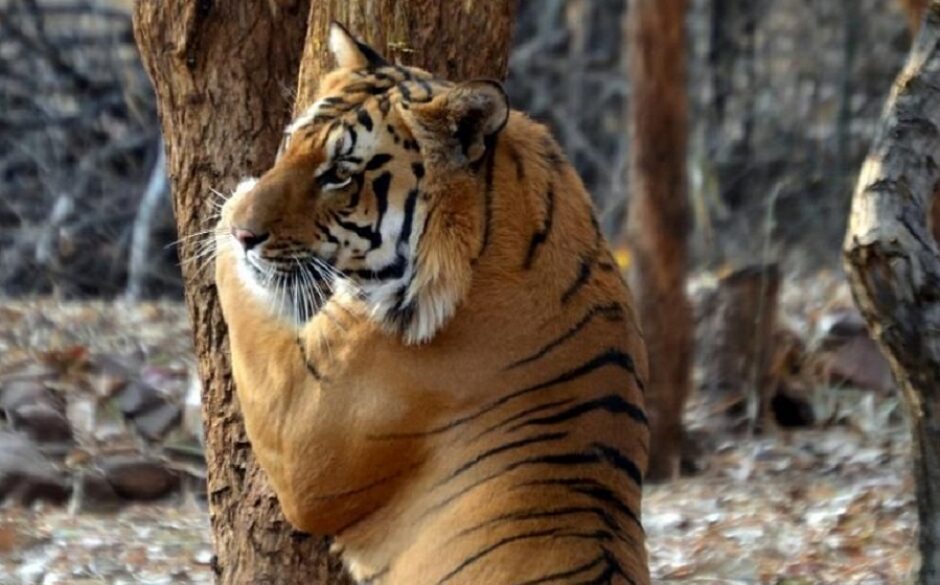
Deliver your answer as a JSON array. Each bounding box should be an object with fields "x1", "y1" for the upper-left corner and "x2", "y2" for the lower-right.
[
  {"x1": 294, "y1": 1, "x2": 515, "y2": 109},
  {"x1": 900, "y1": 0, "x2": 929, "y2": 33},
  {"x1": 625, "y1": 0, "x2": 692, "y2": 481},
  {"x1": 134, "y1": 2, "x2": 514, "y2": 583},
  {"x1": 843, "y1": 3, "x2": 940, "y2": 582},
  {"x1": 698, "y1": 264, "x2": 781, "y2": 428}
]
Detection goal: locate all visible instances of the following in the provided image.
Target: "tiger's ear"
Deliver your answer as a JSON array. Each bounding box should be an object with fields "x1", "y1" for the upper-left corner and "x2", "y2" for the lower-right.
[
  {"x1": 409, "y1": 80, "x2": 510, "y2": 166},
  {"x1": 328, "y1": 21, "x2": 389, "y2": 70}
]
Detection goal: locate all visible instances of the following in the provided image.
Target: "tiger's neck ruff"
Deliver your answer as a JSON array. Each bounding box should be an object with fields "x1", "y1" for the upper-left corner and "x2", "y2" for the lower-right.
[{"x1": 216, "y1": 23, "x2": 650, "y2": 585}]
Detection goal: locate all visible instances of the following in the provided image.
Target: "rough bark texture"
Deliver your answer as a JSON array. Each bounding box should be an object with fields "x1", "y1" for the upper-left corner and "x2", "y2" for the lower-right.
[
  {"x1": 132, "y1": 3, "x2": 348, "y2": 584},
  {"x1": 698, "y1": 265, "x2": 781, "y2": 426},
  {"x1": 295, "y1": 1, "x2": 515, "y2": 109},
  {"x1": 843, "y1": 3, "x2": 940, "y2": 582},
  {"x1": 625, "y1": 0, "x2": 692, "y2": 481},
  {"x1": 134, "y1": 2, "x2": 514, "y2": 583}
]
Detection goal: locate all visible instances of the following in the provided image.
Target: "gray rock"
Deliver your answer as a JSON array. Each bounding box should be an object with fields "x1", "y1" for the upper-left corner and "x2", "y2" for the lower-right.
[
  {"x1": 71, "y1": 469, "x2": 122, "y2": 512},
  {"x1": 0, "y1": 431, "x2": 70, "y2": 505},
  {"x1": 115, "y1": 381, "x2": 164, "y2": 418},
  {"x1": 100, "y1": 455, "x2": 179, "y2": 500},
  {"x1": 0, "y1": 380, "x2": 52, "y2": 413},
  {"x1": 11, "y1": 402, "x2": 73, "y2": 444},
  {"x1": 132, "y1": 402, "x2": 182, "y2": 441},
  {"x1": 0, "y1": 382, "x2": 72, "y2": 444}
]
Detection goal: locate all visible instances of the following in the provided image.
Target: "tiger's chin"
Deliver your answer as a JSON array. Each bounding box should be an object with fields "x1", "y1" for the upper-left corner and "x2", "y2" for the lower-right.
[{"x1": 235, "y1": 257, "x2": 329, "y2": 327}]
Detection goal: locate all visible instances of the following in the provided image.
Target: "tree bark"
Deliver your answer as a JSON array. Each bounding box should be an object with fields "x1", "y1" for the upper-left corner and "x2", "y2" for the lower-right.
[
  {"x1": 901, "y1": 0, "x2": 930, "y2": 34},
  {"x1": 698, "y1": 264, "x2": 781, "y2": 427},
  {"x1": 625, "y1": 0, "x2": 692, "y2": 481},
  {"x1": 134, "y1": 2, "x2": 514, "y2": 583},
  {"x1": 294, "y1": 1, "x2": 515, "y2": 109},
  {"x1": 843, "y1": 3, "x2": 940, "y2": 582}
]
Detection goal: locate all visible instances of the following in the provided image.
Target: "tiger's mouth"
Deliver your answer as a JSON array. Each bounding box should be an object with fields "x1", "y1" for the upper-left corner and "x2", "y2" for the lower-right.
[{"x1": 240, "y1": 253, "x2": 340, "y2": 324}]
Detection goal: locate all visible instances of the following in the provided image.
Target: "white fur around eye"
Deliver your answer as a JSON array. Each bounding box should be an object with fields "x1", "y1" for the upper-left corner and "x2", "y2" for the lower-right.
[{"x1": 323, "y1": 177, "x2": 352, "y2": 191}]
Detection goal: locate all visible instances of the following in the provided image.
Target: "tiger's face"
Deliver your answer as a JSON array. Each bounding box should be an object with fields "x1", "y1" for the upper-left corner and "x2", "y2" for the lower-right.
[{"x1": 218, "y1": 24, "x2": 508, "y2": 343}]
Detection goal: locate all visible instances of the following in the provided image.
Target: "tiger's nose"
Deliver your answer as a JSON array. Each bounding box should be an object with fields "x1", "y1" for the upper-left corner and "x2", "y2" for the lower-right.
[{"x1": 232, "y1": 227, "x2": 269, "y2": 251}]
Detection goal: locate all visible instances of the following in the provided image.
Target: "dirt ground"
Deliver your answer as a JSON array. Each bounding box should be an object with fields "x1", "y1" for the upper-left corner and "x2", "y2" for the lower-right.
[{"x1": 0, "y1": 299, "x2": 917, "y2": 584}]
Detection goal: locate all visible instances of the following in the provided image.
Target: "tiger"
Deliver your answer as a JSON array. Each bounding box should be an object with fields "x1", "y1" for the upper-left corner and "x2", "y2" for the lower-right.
[{"x1": 215, "y1": 22, "x2": 650, "y2": 585}]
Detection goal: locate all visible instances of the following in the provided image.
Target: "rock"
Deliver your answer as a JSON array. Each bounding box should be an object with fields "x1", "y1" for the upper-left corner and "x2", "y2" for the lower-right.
[
  {"x1": 100, "y1": 455, "x2": 179, "y2": 500},
  {"x1": 11, "y1": 403, "x2": 73, "y2": 444},
  {"x1": 132, "y1": 402, "x2": 181, "y2": 441},
  {"x1": 0, "y1": 380, "x2": 54, "y2": 413},
  {"x1": 70, "y1": 469, "x2": 122, "y2": 512},
  {"x1": 809, "y1": 307, "x2": 895, "y2": 393},
  {"x1": 87, "y1": 353, "x2": 135, "y2": 399},
  {"x1": 0, "y1": 431, "x2": 70, "y2": 505},
  {"x1": 815, "y1": 335, "x2": 895, "y2": 393},
  {"x1": 65, "y1": 396, "x2": 97, "y2": 440},
  {"x1": 115, "y1": 381, "x2": 164, "y2": 417},
  {"x1": 817, "y1": 308, "x2": 868, "y2": 342},
  {"x1": 0, "y1": 381, "x2": 72, "y2": 444}
]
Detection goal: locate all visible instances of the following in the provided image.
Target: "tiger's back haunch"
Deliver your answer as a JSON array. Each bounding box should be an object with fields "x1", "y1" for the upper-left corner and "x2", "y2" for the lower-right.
[{"x1": 215, "y1": 23, "x2": 650, "y2": 585}]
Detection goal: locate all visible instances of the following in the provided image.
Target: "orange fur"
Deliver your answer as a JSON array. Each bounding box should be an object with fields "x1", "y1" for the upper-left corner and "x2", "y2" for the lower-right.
[{"x1": 216, "y1": 25, "x2": 650, "y2": 585}]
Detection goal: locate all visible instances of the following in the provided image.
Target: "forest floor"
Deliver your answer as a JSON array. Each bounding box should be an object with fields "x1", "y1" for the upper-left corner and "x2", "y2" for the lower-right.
[{"x1": 0, "y1": 297, "x2": 917, "y2": 585}]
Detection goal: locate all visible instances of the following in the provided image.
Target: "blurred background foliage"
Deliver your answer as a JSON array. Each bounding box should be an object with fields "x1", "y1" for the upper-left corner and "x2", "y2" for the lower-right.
[{"x1": 0, "y1": 0, "x2": 913, "y2": 297}]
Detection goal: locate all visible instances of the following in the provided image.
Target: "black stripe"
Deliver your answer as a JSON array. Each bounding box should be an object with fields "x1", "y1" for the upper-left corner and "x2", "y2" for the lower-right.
[
  {"x1": 562, "y1": 257, "x2": 593, "y2": 304},
  {"x1": 435, "y1": 528, "x2": 565, "y2": 585},
  {"x1": 414, "y1": 77, "x2": 435, "y2": 102},
  {"x1": 514, "y1": 556, "x2": 605, "y2": 585},
  {"x1": 386, "y1": 287, "x2": 415, "y2": 330},
  {"x1": 295, "y1": 337, "x2": 320, "y2": 380},
  {"x1": 518, "y1": 478, "x2": 643, "y2": 532},
  {"x1": 335, "y1": 217, "x2": 381, "y2": 248},
  {"x1": 505, "y1": 395, "x2": 648, "y2": 433},
  {"x1": 452, "y1": 505, "x2": 640, "y2": 551},
  {"x1": 472, "y1": 398, "x2": 575, "y2": 440},
  {"x1": 377, "y1": 94, "x2": 391, "y2": 115},
  {"x1": 422, "y1": 444, "x2": 644, "y2": 528},
  {"x1": 508, "y1": 143, "x2": 525, "y2": 181},
  {"x1": 343, "y1": 82, "x2": 388, "y2": 95},
  {"x1": 437, "y1": 529, "x2": 620, "y2": 585},
  {"x1": 502, "y1": 444, "x2": 643, "y2": 488},
  {"x1": 346, "y1": 179, "x2": 363, "y2": 209},
  {"x1": 356, "y1": 108, "x2": 374, "y2": 131},
  {"x1": 575, "y1": 549, "x2": 638, "y2": 585},
  {"x1": 412, "y1": 162, "x2": 425, "y2": 180},
  {"x1": 393, "y1": 64, "x2": 414, "y2": 80},
  {"x1": 398, "y1": 188, "x2": 419, "y2": 244},
  {"x1": 541, "y1": 135, "x2": 564, "y2": 169},
  {"x1": 316, "y1": 222, "x2": 340, "y2": 245},
  {"x1": 307, "y1": 461, "x2": 419, "y2": 502},
  {"x1": 524, "y1": 184, "x2": 555, "y2": 269},
  {"x1": 365, "y1": 153, "x2": 393, "y2": 171},
  {"x1": 398, "y1": 81, "x2": 413, "y2": 102},
  {"x1": 369, "y1": 349, "x2": 643, "y2": 440},
  {"x1": 372, "y1": 171, "x2": 391, "y2": 232},
  {"x1": 344, "y1": 126, "x2": 358, "y2": 155},
  {"x1": 349, "y1": 254, "x2": 407, "y2": 281},
  {"x1": 475, "y1": 136, "x2": 498, "y2": 260},
  {"x1": 437, "y1": 432, "x2": 567, "y2": 486},
  {"x1": 506, "y1": 303, "x2": 623, "y2": 370}
]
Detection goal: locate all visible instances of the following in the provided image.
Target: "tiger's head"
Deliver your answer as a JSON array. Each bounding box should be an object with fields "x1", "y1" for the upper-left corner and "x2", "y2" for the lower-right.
[{"x1": 218, "y1": 23, "x2": 508, "y2": 343}]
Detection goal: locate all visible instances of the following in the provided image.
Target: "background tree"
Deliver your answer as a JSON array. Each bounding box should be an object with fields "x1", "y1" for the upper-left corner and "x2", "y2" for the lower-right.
[
  {"x1": 844, "y1": 2, "x2": 940, "y2": 582},
  {"x1": 133, "y1": 2, "x2": 514, "y2": 583},
  {"x1": 625, "y1": 0, "x2": 692, "y2": 480},
  {"x1": 900, "y1": 0, "x2": 929, "y2": 33}
]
